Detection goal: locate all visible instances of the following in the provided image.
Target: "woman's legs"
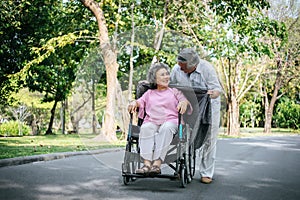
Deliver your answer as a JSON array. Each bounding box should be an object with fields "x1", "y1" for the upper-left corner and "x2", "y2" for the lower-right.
[
  {"x1": 136, "y1": 123, "x2": 157, "y2": 174},
  {"x1": 152, "y1": 122, "x2": 177, "y2": 166},
  {"x1": 139, "y1": 122, "x2": 157, "y2": 161},
  {"x1": 138, "y1": 122, "x2": 177, "y2": 174}
]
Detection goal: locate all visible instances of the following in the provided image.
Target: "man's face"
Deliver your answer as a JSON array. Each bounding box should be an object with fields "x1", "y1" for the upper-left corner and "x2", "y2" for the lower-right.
[{"x1": 178, "y1": 62, "x2": 194, "y2": 74}]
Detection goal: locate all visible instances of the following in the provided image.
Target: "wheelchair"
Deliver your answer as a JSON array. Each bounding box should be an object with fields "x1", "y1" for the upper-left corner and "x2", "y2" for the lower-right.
[{"x1": 121, "y1": 82, "x2": 196, "y2": 188}]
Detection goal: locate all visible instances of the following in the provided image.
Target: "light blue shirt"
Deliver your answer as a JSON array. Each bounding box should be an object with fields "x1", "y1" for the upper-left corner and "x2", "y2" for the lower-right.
[{"x1": 170, "y1": 59, "x2": 222, "y2": 93}]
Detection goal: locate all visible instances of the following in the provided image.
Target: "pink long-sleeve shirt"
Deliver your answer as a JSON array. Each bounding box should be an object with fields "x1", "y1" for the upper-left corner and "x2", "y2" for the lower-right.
[{"x1": 136, "y1": 88, "x2": 188, "y2": 125}]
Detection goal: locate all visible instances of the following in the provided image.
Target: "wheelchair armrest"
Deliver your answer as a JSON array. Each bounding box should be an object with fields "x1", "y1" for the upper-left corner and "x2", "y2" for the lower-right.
[{"x1": 130, "y1": 125, "x2": 140, "y2": 139}]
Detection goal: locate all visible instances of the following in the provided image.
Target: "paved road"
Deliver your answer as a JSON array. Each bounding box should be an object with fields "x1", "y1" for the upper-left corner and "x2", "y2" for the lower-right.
[{"x1": 0, "y1": 136, "x2": 299, "y2": 200}]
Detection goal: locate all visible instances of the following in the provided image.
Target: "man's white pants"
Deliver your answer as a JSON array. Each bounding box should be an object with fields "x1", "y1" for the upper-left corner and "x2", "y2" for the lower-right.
[{"x1": 197, "y1": 98, "x2": 221, "y2": 178}]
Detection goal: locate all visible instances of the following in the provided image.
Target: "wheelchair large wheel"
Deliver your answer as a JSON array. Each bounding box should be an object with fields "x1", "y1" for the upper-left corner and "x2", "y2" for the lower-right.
[
  {"x1": 122, "y1": 162, "x2": 131, "y2": 185},
  {"x1": 180, "y1": 164, "x2": 188, "y2": 188}
]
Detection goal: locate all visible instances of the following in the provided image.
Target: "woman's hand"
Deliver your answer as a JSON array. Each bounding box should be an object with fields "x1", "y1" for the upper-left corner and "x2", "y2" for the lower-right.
[
  {"x1": 177, "y1": 100, "x2": 189, "y2": 114},
  {"x1": 207, "y1": 90, "x2": 220, "y2": 99},
  {"x1": 128, "y1": 101, "x2": 138, "y2": 113}
]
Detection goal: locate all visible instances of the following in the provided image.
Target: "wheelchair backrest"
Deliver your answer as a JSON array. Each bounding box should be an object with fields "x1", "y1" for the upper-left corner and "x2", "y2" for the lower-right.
[{"x1": 136, "y1": 80, "x2": 151, "y2": 99}]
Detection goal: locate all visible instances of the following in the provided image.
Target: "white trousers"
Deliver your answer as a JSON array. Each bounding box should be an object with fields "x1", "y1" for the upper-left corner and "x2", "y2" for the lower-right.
[
  {"x1": 197, "y1": 98, "x2": 221, "y2": 178},
  {"x1": 139, "y1": 122, "x2": 177, "y2": 162}
]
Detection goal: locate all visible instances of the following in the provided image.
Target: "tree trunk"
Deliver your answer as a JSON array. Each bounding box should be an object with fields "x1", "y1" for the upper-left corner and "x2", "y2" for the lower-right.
[
  {"x1": 227, "y1": 95, "x2": 240, "y2": 136},
  {"x1": 69, "y1": 95, "x2": 91, "y2": 134},
  {"x1": 92, "y1": 78, "x2": 97, "y2": 134},
  {"x1": 60, "y1": 100, "x2": 66, "y2": 134},
  {"x1": 151, "y1": 0, "x2": 168, "y2": 64},
  {"x1": 128, "y1": 3, "x2": 135, "y2": 102},
  {"x1": 115, "y1": 80, "x2": 130, "y2": 138},
  {"x1": 263, "y1": 59, "x2": 283, "y2": 134},
  {"x1": 70, "y1": 116, "x2": 78, "y2": 134},
  {"x1": 264, "y1": 96, "x2": 273, "y2": 134},
  {"x1": 81, "y1": 0, "x2": 118, "y2": 141},
  {"x1": 31, "y1": 114, "x2": 38, "y2": 135},
  {"x1": 46, "y1": 100, "x2": 58, "y2": 135},
  {"x1": 224, "y1": 58, "x2": 241, "y2": 136},
  {"x1": 263, "y1": 84, "x2": 280, "y2": 134}
]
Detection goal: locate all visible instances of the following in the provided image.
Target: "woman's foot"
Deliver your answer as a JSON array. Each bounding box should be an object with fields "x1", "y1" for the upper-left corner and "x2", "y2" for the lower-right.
[
  {"x1": 149, "y1": 165, "x2": 161, "y2": 175},
  {"x1": 135, "y1": 165, "x2": 151, "y2": 174}
]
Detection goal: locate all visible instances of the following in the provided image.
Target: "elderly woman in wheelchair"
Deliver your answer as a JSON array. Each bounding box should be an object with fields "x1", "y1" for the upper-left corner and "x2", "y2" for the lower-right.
[{"x1": 128, "y1": 62, "x2": 191, "y2": 175}]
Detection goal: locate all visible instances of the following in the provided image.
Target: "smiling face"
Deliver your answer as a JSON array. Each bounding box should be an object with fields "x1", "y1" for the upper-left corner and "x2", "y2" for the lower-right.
[{"x1": 155, "y1": 68, "x2": 170, "y2": 90}]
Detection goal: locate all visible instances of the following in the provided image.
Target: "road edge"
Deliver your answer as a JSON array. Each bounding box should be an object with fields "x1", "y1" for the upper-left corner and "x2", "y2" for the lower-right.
[{"x1": 0, "y1": 147, "x2": 124, "y2": 168}]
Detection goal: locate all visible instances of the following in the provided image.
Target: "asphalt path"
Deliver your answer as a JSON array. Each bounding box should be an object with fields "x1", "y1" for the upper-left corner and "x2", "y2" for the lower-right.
[{"x1": 0, "y1": 136, "x2": 299, "y2": 200}]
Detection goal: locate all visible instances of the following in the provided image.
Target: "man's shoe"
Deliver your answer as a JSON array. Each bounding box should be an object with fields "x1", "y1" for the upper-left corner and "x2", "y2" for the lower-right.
[{"x1": 201, "y1": 177, "x2": 212, "y2": 184}]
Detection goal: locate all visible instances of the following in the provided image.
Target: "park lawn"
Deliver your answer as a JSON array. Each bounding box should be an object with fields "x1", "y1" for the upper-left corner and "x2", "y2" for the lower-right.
[
  {"x1": 0, "y1": 133, "x2": 126, "y2": 160},
  {"x1": 218, "y1": 127, "x2": 300, "y2": 138},
  {"x1": 0, "y1": 128, "x2": 299, "y2": 160}
]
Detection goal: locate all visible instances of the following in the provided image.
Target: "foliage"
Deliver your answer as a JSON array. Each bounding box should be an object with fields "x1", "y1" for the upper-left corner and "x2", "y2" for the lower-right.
[
  {"x1": 0, "y1": 0, "x2": 62, "y2": 106},
  {"x1": 10, "y1": 89, "x2": 54, "y2": 132},
  {"x1": 258, "y1": 0, "x2": 300, "y2": 133},
  {"x1": 239, "y1": 93, "x2": 263, "y2": 128},
  {"x1": 20, "y1": 0, "x2": 97, "y2": 134},
  {"x1": 208, "y1": 0, "x2": 287, "y2": 59},
  {"x1": 273, "y1": 97, "x2": 300, "y2": 129},
  {"x1": 76, "y1": 47, "x2": 106, "y2": 89},
  {"x1": 11, "y1": 89, "x2": 52, "y2": 108},
  {"x1": 0, "y1": 121, "x2": 31, "y2": 137},
  {"x1": 0, "y1": 0, "x2": 298, "y2": 138}
]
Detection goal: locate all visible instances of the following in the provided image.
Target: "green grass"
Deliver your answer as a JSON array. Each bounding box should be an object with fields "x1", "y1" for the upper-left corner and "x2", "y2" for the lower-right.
[
  {"x1": 0, "y1": 133, "x2": 126, "y2": 160},
  {"x1": 218, "y1": 127, "x2": 300, "y2": 138},
  {"x1": 0, "y1": 128, "x2": 299, "y2": 160}
]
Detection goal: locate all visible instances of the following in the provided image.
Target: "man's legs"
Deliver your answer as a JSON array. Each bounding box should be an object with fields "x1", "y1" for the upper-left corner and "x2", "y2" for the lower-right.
[{"x1": 198, "y1": 99, "x2": 220, "y2": 183}]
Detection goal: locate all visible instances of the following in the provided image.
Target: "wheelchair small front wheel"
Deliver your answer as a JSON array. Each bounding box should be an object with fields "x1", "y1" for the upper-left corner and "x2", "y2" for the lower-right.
[
  {"x1": 123, "y1": 176, "x2": 130, "y2": 185},
  {"x1": 180, "y1": 165, "x2": 188, "y2": 188}
]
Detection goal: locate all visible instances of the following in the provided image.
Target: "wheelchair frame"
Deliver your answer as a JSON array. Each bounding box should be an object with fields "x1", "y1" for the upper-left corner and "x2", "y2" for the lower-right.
[{"x1": 121, "y1": 112, "x2": 196, "y2": 188}]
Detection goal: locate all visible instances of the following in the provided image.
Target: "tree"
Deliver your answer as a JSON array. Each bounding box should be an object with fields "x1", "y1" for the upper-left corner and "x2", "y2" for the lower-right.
[
  {"x1": 26, "y1": 59, "x2": 76, "y2": 135},
  {"x1": 0, "y1": 0, "x2": 59, "y2": 107},
  {"x1": 80, "y1": 0, "x2": 119, "y2": 141},
  {"x1": 10, "y1": 0, "x2": 93, "y2": 135},
  {"x1": 75, "y1": 47, "x2": 105, "y2": 134},
  {"x1": 261, "y1": 0, "x2": 300, "y2": 133},
  {"x1": 169, "y1": 0, "x2": 286, "y2": 135},
  {"x1": 9, "y1": 104, "x2": 31, "y2": 136}
]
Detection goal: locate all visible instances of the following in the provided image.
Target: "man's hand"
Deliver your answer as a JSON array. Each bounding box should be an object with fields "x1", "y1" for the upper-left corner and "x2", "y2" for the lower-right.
[{"x1": 207, "y1": 90, "x2": 220, "y2": 99}]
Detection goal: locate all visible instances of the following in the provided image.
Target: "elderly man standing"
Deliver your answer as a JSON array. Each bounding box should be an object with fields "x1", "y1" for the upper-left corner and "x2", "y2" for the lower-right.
[{"x1": 170, "y1": 48, "x2": 222, "y2": 184}]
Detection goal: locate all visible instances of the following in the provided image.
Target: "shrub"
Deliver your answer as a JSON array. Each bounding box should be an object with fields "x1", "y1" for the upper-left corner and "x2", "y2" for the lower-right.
[
  {"x1": 239, "y1": 94, "x2": 263, "y2": 128},
  {"x1": 273, "y1": 98, "x2": 300, "y2": 129},
  {"x1": 0, "y1": 121, "x2": 31, "y2": 137}
]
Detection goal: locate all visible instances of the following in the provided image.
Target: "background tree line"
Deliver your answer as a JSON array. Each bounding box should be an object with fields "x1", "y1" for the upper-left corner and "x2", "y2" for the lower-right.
[{"x1": 0, "y1": 0, "x2": 299, "y2": 140}]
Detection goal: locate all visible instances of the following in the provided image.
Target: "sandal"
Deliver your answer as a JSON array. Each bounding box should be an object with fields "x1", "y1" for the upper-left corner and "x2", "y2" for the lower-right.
[
  {"x1": 135, "y1": 165, "x2": 151, "y2": 174},
  {"x1": 150, "y1": 165, "x2": 161, "y2": 175}
]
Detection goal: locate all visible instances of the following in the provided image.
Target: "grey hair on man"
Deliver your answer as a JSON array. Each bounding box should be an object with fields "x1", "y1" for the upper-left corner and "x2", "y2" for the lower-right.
[
  {"x1": 177, "y1": 48, "x2": 200, "y2": 69},
  {"x1": 147, "y1": 62, "x2": 170, "y2": 89}
]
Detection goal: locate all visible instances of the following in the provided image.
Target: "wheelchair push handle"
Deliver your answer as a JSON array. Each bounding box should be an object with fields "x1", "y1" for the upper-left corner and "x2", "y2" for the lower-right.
[{"x1": 178, "y1": 113, "x2": 183, "y2": 140}]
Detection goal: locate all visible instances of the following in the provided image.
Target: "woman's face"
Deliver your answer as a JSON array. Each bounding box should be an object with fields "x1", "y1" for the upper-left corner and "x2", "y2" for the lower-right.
[{"x1": 155, "y1": 68, "x2": 170, "y2": 89}]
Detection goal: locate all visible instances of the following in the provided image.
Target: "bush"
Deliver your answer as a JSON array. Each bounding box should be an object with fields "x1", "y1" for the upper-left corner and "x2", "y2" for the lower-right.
[
  {"x1": 0, "y1": 121, "x2": 31, "y2": 137},
  {"x1": 273, "y1": 98, "x2": 300, "y2": 129},
  {"x1": 239, "y1": 94, "x2": 263, "y2": 128}
]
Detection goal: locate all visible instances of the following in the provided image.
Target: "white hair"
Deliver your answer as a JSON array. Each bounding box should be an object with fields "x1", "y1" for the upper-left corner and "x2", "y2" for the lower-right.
[{"x1": 177, "y1": 48, "x2": 200, "y2": 69}]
